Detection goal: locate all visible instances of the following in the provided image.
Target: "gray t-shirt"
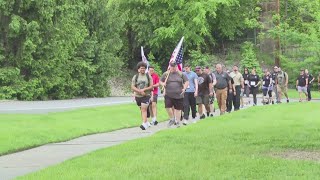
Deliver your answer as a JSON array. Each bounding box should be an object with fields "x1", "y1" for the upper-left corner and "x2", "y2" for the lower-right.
[
  {"x1": 161, "y1": 71, "x2": 188, "y2": 99},
  {"x1": 183, "y1": 71, "x2": 198, "y2": 93},
  {"x1": 214, "y1": 71, "x2": 230, "y2": 89},
  {"x1": 132, "y1": 73, "x2": 151, "y2": 97}
]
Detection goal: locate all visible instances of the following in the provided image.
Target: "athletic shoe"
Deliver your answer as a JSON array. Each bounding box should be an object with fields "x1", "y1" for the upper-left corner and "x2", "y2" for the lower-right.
[
  {"x1": 207, "y1": 112, "x2": 210, "y2": 117},
  {"x1": 272, "y1": 101, "x2": 274, "y2": 104},
  {"x1": 140, "y1": 125, "x2": 146, "y2": 130},
  {"x1": 287, "y1": 99, "x2": 289, "y2": 103},
  {"x1": 210, "y1": 113, "x2": 214, "y2": 117},
  {"x1": 153, "y1": 121, "x2": 158, "y2": 126},
  {"x1": 147, "y1": 122, "x2": 152, "y2": 127},
  {"x1": 167, "y1": 119, "x2": 175, "y2": 127},
  {"x1": 192, "y1": 119, "x2": 197, "y2": 124},
  {"x1": 176, "y1": 121, "x2": 181, "y2": 128},
  {"x1": 182, "y1": 119, "x2": 188, "y2": 125},
  {"x1": 200, "y1": 114, "x2": 206, "y2": 119}
]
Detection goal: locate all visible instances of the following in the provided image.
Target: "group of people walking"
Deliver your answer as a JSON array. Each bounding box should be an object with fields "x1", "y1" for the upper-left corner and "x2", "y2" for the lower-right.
[{"x1": 131, "y1": 61, "x2": 319, "y2": 130}]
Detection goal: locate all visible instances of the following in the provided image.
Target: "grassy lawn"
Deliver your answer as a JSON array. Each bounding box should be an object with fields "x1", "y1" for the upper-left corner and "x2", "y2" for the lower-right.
[
  {"x1": 286, "y1": 89, "x2": 320, "y2": 99},
  {"x1": 20, "y1": 102, "x2": 320, "y2": 179},
  {"x1": 0, "y1": 101, "x2": 167, "y2": 156}
]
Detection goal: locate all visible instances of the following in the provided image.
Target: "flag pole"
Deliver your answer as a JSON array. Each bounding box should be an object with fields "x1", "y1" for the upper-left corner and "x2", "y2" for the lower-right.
[{"x1": 161, "y1": 36, "x2": 184, "y2": 92}]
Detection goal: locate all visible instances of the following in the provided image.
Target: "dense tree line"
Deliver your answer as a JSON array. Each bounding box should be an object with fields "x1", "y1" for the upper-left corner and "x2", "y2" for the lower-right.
[{"x1": 0, "y1": 0, "x2": 319, "y2": 100}]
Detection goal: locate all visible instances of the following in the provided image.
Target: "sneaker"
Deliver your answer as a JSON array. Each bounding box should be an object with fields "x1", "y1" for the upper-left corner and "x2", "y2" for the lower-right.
[
  {"x1": 140, "y1": 125, "x2": 146, "y2": 130},
  {"x1": 153, "y1": 121, "x2": 158, "y2": 126},
  {"x1": 287, "y1": 99, "x2": 289, "y2": 103},
  {"x1": 182, "y1": 119, "x2": 188, "y2": 125},
  {"x1": 241, "y1": 105, "x2": 244, "y2": 108},
  {"x1": 272, "y1": 101, "x2": 274, "y2": 104},
  {"x1": 176, "y1": 121, "x2": 181, "y2": 128},
  {"x1": 210, "y1": 113, "x2": 214, "y2": 117},
  {"x1": 147, "y1": 122, "x2": 152, "y2": 127},
  {"x1": 253, "y1": 103, "x2": 257, "y2": 106},
  {"x1": 192, "y1": 119, "x2": 197, "y2": 124},
  {"x1": 167, "y1": 119, "x2": 175, "y2": 127},
  {"x1": 200, "y1": 114, "x2": 206, "y2": 119},
  {"x1": 206, "y1": 112, "x2": 210, "y2": 117}
]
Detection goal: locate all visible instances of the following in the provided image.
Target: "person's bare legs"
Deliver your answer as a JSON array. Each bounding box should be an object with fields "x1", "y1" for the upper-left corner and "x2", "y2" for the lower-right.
[
  {"x1": 209, "y1": 103, "x2": 215, "y2": 114},
  {"x1": 205, "y1": 104, "x2": 211, "y2": 114},
  {"x1": 174, "y1": 109, "x2": 182, "y2": 124},
  {"x1": 151, "y1": 102, "x2": 157, "y2": 122},
  {"x1": 141, "y1": 103, "x2": 149, "y2": 123},
  {"x1": 166, "y1": 108, "x2": 174, "y2": 119},
  {"x1": 198, "y1": 104, "x2": 204, "y2": 116}
]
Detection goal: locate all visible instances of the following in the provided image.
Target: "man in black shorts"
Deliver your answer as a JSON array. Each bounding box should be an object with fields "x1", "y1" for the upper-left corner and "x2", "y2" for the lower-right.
[
  {"x1": 131, "y1": 62, "x2": 154, "y2": 130},
  {"x1": 160, "y1": 62, "x2": 189, "y2": 127}
]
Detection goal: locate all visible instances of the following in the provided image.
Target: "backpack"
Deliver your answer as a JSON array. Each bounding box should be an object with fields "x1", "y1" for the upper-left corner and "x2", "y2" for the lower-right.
[{"x1": 134, "y1": 73, "x2": 151, "y2": 87}]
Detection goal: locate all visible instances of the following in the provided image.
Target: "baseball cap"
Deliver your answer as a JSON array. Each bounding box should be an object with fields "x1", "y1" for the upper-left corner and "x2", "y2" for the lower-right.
[
  {"x1": 169, "y1": 62, "x2": 177, "y2": 67},
  {"x1": 195, "y1": 66, "x2": 201, "y2": 70}
]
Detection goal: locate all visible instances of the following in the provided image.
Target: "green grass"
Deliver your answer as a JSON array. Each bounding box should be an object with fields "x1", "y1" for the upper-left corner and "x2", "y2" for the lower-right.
[
  {"x1": 20, "y1": 102, "x2": 320, "y2": 179},
  {"x1": 286, "y1": 89, "x2": 320, "y2": 99},
  {"x1": 0, "y1": 102, "x2": 167, "y2": 156}
]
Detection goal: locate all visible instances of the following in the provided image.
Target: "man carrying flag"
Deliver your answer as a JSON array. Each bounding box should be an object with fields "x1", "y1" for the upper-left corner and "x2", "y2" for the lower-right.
[{"x1": 160, "y1": 37, "x2": 189, "y2": 127}]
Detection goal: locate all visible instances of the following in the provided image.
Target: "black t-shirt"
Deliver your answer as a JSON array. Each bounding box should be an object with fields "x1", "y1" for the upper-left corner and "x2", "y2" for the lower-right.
[
  {"x1": 198, "y1": 73, "x2": 211, "y2": 95},
  {"x1": 248, "y1": 74, "x2": 260, "y2": 87},
  {"x1": 307, "y1": 74, "x2": 313, "y2": 84},
  {"x1": 297, "y1": 74, "x2": 308, "y2": 86},
  {"x1": 242, "y1": 73, "x2": 249, "y2": 85},
  {"x1": 262, "y1": 74, "x2": 272, "y2": 87}
]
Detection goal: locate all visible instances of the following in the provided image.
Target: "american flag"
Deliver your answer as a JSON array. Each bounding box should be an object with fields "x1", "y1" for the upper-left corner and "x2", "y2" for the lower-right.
[
  {"x1": 168, "y1": 37, "x2": 184, "y2": 71},
  {"x1": 141, "y1": 46, "x2": 149, "y2": 72}
]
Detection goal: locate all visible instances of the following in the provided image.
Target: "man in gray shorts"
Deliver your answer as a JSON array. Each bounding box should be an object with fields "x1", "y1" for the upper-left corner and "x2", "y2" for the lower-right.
[
  {"x1": 160, "y1": 62, "x2": 189, "y2": 127},
  {"x1": 296, "y1": 69, "x2": 308, "y2": 102},
  {"x1": 195, "y1": 66, "x2": 213, "y2": 119}
]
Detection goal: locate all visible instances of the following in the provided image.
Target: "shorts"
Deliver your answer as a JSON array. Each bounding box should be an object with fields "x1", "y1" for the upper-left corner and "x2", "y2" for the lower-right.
[
  {"x1": 196, "y1": 95, "x2": 210, "y2": 105},
  {"x1": 164, "y1": 96, "x2": 183, "y2": 110},
  {"x1": 262, "y1": 87, "x2": 272, "y2": 97},
  {"x1": 135, "y1": 96, "x2": 150, "y2": 107},
  {"x1": 298, "y1": 86, "x2": 307, "y2": 93},
  {"x1": 277, "y1": 84, "x2": 288, "y2": 94},
  {"x1": 151, "y1": 94, "x2": 158, "y2": 103}
]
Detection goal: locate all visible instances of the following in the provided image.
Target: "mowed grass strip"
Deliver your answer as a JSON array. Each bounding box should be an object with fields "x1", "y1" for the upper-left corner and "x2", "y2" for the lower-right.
[
  {"x1": 0, "y1": 102, "x2": 167, "y2": 156},
  {"x1": 286, "y1": 89, "x2": 320, "y2": 99},
  {"x1": 20, "y1": 103, "x2": 320, "y2": 179}
]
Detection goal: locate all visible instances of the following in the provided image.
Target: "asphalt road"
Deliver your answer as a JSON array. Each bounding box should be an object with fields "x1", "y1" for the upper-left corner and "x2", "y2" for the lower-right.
[{"x1": 0, "y1": 97, "x2": 135, "y2": 114}]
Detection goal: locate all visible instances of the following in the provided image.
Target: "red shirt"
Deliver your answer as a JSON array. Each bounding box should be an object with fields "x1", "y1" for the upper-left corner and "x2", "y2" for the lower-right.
[{"x1": 151, "y1": 73, "x2": 160, "y2": 95}]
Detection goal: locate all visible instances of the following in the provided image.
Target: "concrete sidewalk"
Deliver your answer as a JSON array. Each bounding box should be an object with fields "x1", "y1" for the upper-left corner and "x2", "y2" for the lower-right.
[
  {"x1": 0, "y1": 121, "x2": 169, "y2": 180},
  {"x1": 0, "y1": 98, "x2": 302, "y2": 180}
]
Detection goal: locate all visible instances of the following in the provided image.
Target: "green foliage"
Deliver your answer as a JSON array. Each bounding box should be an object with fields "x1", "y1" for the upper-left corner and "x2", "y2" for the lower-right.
[
  {"x1": 240, "y1": 42, "x2": 262, "y2": 75},
  {"x1": 147, "y1": 51, "x2": 163, "y2": 75},
  {"x1": 118, "y1": 0, "x2": 261, "y2": 70},
  {"x1": 264, "y1": 0, "x2": 320, "y2": 82},
  {"x1": 188, "y1": 50, "x2": 210, "y2": 68},
  {"x1": 0, "y1": 0, "x2": 126, "y2": 100}
]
